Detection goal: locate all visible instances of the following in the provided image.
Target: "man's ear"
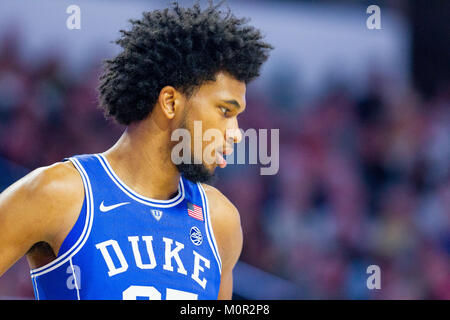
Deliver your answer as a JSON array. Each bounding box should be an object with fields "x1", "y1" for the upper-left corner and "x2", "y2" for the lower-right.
[{"x1": 158, "y1": 86, "x2": 179, "y2": 120}]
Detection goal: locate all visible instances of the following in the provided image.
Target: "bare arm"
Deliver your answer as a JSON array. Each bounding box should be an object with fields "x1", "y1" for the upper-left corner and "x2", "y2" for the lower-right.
[
  {"x1": 0, "y1": 161, "x2": 83, "y2": 277},
  {"x1": 202, "y1": 184, "x2": 243, "y2": 300}
]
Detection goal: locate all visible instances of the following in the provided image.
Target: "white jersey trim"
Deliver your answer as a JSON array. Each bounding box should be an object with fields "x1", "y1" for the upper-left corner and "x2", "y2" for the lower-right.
[
  {"x1": 69, "y1": 258, "x2": 81, "y2": 300},
  {"x1": 33, "y1": 276, "x2": 40, "y2": 300},
  {"x1": 198, "y1": 183, "x2": 222, "y2": 273},
  {"x1": 96, "y1": 154, "x2": 186, "y2": 208}
]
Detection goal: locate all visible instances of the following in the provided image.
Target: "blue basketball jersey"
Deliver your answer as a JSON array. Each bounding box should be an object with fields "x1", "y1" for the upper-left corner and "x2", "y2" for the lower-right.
[{"x1": 30, "y1": 154, "x2": 222, "y2": 300}]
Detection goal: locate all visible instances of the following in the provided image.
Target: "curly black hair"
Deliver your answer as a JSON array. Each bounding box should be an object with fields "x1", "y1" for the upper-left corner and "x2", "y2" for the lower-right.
[{"x1": 98, "y1": 0, "x2": 273, "y2": 125}]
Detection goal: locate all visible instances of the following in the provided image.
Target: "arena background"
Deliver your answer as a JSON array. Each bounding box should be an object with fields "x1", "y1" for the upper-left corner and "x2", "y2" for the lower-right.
[{"x1": 0, "y1": 0, "x2": 448, "y2": 299}]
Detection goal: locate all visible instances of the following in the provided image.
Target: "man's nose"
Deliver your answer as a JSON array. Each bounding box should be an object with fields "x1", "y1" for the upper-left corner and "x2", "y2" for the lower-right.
[{"x1": 227, "y1": 119, "x2": 242, "y2": 144}]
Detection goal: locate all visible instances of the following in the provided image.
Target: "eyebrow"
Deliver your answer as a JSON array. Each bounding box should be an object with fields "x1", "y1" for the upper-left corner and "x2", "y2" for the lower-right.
[{"x1": 221, "y1": 99, "x2": 242, "y2": 110}]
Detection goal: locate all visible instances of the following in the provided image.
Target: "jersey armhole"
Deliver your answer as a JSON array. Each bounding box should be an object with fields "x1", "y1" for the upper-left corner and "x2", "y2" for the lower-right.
[
  {"x1": 57, "y1": 195, "x2": 87, "y2": 258},
  {"x1": 56, "y1": 159, "x2": 89, "y2": 258},
  {"x1": 30, "y1": 157, "x2": 94, "y2": 278},
  {"x1": 198, "y1": 183, "x2": 223, "y2": 274}
]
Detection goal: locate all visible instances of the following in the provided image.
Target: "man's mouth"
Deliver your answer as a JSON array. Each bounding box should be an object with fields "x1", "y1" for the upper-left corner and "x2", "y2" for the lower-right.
[
  {"x1": 216, "y1": 151, "x2": 227, "y2": 168},
  {"x1": 215, "y1": 147, "x2": 233, "y2": 169}
]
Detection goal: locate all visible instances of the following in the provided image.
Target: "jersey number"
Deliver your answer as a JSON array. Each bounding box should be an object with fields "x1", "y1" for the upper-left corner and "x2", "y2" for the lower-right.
[{"x1": 122, "y1": 285, "x2": 198, "y2": 300}]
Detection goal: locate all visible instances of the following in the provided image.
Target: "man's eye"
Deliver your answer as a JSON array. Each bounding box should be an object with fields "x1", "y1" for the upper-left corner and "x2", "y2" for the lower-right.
[{"x1": 219, "y1": 106, "x2": 229, "y2": 115}]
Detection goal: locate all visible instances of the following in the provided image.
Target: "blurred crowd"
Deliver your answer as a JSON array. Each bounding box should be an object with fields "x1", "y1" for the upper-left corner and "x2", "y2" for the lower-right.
[{"x1": 0, "y1": 31, "x2": 449, "y2": 299}]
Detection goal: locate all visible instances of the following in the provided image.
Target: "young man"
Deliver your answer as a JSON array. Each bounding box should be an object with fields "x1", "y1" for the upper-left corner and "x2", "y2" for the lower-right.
[{"x1": 0, "y1": 1, "x2": 272, "y2": 299}]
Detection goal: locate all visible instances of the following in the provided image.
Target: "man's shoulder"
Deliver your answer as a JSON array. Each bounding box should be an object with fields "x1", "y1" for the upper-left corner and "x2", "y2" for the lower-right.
[
  {"x1": 200, "y1": 183, "x2": 240, "y2": 223},
  {"x1": 19, "y1": 161, "x2": 83, "y2": 201},
  {"x1": 0, "y1": 161, "x2": 85, "y2": 253},
  {"x1": 2, "y1": 161, "x2": 84, "y2": 222}
]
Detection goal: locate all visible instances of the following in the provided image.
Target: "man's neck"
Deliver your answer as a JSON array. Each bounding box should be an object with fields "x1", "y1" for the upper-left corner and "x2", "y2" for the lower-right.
[{"x1": 103, "y1": 119, "x2": 181, "y2": 201}]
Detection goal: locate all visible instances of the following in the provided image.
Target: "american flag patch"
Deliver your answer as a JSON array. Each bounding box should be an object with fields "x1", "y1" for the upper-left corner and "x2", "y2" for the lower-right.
[{"x1": 187, "y1": 202, "x2": 203, "y2": 221}]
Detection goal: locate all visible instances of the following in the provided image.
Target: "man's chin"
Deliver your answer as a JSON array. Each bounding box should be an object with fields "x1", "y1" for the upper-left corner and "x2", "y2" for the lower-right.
[{"x1": 175, "y1": 162, "x2": 217, "y2": 184}]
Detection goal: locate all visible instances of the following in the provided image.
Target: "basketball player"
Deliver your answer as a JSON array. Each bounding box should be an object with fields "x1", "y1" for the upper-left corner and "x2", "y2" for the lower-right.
[{"x1": 0, "y1": 1, "x2": 272, "y2": 299}]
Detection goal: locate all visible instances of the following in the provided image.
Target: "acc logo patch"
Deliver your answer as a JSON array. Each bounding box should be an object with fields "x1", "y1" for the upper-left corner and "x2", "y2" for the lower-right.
[
  {"x1": 151, "y1": 209, "x2": 163, "y2": 221},
  {"x1": 190, "y1": 226, "x2": 203, "y2": 246}
]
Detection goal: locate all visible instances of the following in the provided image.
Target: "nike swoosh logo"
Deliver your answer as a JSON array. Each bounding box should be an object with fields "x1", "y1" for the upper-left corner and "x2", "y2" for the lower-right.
[{"x1": 99, "y1": 201, "x2": 130, "y2": 212}]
